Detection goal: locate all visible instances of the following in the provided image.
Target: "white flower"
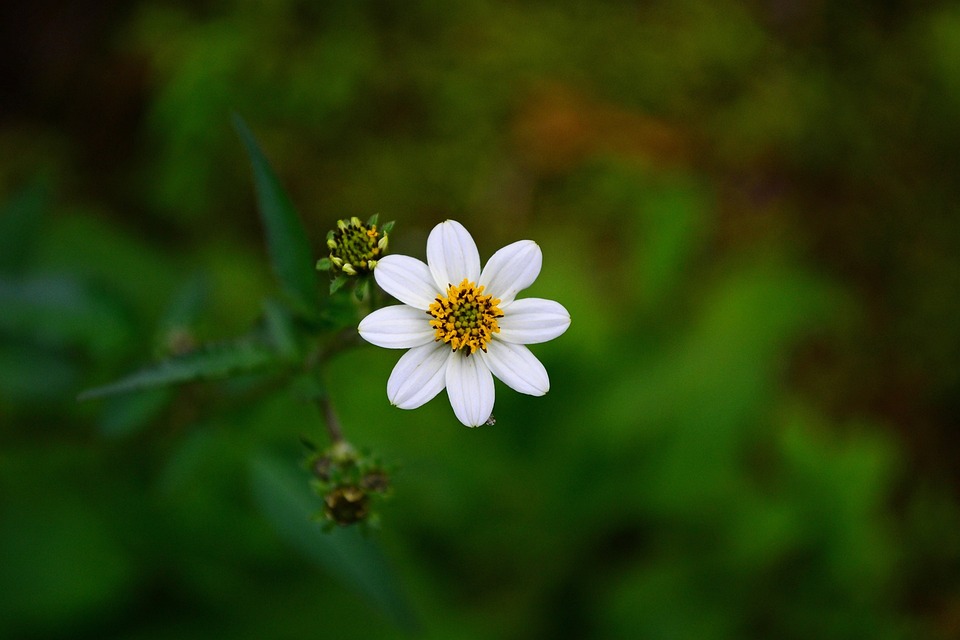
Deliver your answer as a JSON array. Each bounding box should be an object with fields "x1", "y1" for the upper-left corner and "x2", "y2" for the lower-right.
[{"x1": 358, "y1": 220, "x2": 571, "y2": 427}]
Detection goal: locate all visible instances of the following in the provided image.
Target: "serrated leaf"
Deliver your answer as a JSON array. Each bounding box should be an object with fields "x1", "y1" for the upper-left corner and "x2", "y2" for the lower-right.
[
  {"x1": 249, "y1": 454, "x2": 418, "y2": 631},
  {"x1": 78, "y1": 337, "x2": 278, "y2": 401},
  {"x1": 233, "y1": 115, "x2": 318, "y2": 318}
]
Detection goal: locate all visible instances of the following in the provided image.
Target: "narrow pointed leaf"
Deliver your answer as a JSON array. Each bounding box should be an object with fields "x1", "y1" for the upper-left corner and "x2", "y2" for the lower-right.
[
  {"x1": 354, "y1": 277, "x2": 370, "y2": 301},
  {"x1": 233, "y1": 115, "x2": 318, "y2": 317},
  {"x1": 250, "y1": 455, "x2": 418, "y2": 632},
  {"x1": 261, "y1": 298, "x2": 300, "y2": 360},
  {"x1": 97, "y1": 388, "x2": 172, "y2": 438},
  {"x1": 78, "y1": 337, "x2": 277, "y2": 400},
  {"x1": 330, "y1": 274, "x2": 348, "y2": 294}
]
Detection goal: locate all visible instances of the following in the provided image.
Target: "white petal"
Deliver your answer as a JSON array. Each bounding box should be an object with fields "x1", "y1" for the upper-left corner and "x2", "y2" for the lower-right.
[
  {"x1": 497, "y1": 298, "x2": 571, "y2": 345},
  {"x1": 373, "y1": 255, "x2": 440, "y2": 310},
  {"x1": 359, "y1": 305, "x2": 435, "y2": 349},
  {"x1": 387, "y1": 342, "x2": 449, "y2": 409},
  {"x1": 445, "y1": 353, "x2": 495, "y2": 427},
  {"x1": 426, "y1": 220, "x2": 481, "y2": 291},
  {"x1": 478, "y1": 240, "x2": 542, "y2": 305},
  {"x1": 480, "y1": 341, "x2": 549, "y2": 396}
]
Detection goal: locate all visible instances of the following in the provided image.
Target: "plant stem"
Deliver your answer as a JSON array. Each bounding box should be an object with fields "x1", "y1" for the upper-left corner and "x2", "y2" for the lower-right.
[
  {"x1": 304, "y1": 284, "x2": 377, "y2": 445},
  {"x1": 317, "y1": 393, "x2": 344, "y2": 444}
]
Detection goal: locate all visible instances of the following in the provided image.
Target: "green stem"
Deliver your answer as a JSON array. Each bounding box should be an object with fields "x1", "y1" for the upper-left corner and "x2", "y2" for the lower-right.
[
  {"x1": 306, "y1": 327, "x2": 362, "y2": 445},
  {"x1": 304, "y1": 279, "x2": 378, "y2": 445}
]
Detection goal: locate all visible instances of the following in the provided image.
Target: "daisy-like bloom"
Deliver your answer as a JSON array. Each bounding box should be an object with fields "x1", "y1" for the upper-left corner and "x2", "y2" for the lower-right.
[{"x1": 358, "y1": 220, "x2": 571, "y2": 427}]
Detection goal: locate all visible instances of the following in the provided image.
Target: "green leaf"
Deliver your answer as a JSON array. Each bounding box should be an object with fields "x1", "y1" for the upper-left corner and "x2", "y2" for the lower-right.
[
  {"x1": 78, "y1": 337, "x2": 278, "y2": 401},
  {"x1": 249, "y1": 454, "x2": 418, "y2": 632},
  {"x1": 354, "y1": 277, "x2": 370, "y2": 301},
  {"x1": 330, "y1": 274, "x2": 348, "y2": 294},
  {"x1": 97, "y1": 388, "x2": 172, "y2": 438},
  {"x1": 315, "y1": 257, "x2": 332, "y2": 271},
  {"x1": 232, "y1": 114, "x2": 318, "y2": 317},
  {"x1": 261, "y1": 298, "x2": 300, "y2": 361}
]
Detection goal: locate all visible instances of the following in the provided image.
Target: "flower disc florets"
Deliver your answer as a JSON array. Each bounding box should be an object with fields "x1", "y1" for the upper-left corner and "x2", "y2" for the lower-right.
[
  {"x1": 324, "y1": 216, "x2": 388, "y2": 276},
  {"x1": 428, "y1": 279, "x2": 503, "y2": 354}
]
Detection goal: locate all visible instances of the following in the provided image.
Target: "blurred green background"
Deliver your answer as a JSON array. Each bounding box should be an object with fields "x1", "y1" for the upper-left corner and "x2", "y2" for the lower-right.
[{"x1": 3, "y1": 0, "x2": 960, "y2": 638}]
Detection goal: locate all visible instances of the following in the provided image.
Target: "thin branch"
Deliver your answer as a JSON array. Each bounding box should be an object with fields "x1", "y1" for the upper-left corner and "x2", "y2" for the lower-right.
[
  {"x1": 317, "y1": 392, "x2": 345, "y2": 444},
  {"x1": 304, "y1": 305, "x2": 372, "y2": 446}
]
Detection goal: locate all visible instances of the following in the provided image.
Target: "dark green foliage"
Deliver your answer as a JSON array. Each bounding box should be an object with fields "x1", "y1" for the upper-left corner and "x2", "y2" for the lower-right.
[
  {"x1": 77, "y1": 337, "x2": 278, "y2": 400},
  {"x1": 250, "y1": 455, "x2": 416, "y2": 631},
  {"x1": 233, "y1": 115, "x2": 319, "y2": 319},
  {"x1": 2, "y1": 0, "x2": 960, "y2": 639}
]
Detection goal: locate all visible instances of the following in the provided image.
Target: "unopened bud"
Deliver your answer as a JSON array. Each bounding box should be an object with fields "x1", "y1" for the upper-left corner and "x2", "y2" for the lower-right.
[{"x1": 318, "y1": 215, "x2": 392, "y2": 278}]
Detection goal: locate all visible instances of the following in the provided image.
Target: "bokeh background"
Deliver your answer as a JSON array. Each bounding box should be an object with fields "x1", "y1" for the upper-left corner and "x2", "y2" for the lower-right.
[{"x1": 3, "y1": 0, "x2": 960, "y2": 638}]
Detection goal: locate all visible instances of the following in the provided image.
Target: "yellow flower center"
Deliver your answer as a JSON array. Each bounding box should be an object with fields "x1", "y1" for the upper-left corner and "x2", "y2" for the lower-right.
[{"x1": 428, "y1": 279, "x2": 503, "y2": 354}]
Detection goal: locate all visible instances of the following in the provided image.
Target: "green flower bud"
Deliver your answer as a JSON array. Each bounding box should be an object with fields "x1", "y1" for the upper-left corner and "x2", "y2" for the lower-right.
[
  {"x1": 318, "y1": 215, "x2": 391, "y2": 277},
  {"x1": 306, "y1": 440, "x2": 391, "y2": 527}
]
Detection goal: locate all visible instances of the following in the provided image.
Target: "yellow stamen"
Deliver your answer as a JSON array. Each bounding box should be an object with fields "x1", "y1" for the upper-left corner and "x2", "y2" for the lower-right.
[{"x1": 427, "y1": 279, "x2": 503, "y2": 355}]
